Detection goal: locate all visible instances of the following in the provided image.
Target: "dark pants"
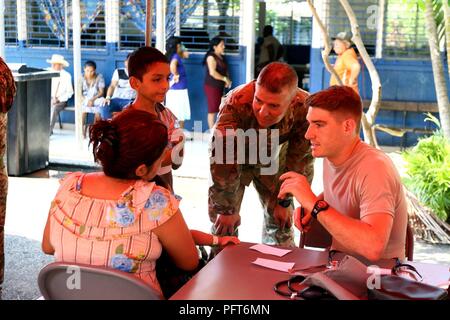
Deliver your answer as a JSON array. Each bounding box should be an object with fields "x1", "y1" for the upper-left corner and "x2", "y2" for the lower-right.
[
  {"x1": 50, "y1": 101, "x2": 67, "y2": 133},
  {"x1": 100, "y1": 98, "x2": 132, "y2": 120}
]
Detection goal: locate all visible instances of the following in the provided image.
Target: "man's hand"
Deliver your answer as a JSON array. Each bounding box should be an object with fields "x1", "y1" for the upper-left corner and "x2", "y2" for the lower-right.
[
  {"x1": 294, "y1": 207, "x2": 312, "y2": 232},
  {"x1": 279, "y1": 171, "x2": 318, "y2": 212},
  {"x1": 214, "y1": 214, "x2": 241, "y2": 236},
  {"x1": 273, "y1": 204, "x2": 293, "y2": 230},
  {"x1": 103, "y1": 97, "x2": 111, "y2": 106},
  {"x1": 87, "y1": 98, "x2": 94, "y2": 107}
]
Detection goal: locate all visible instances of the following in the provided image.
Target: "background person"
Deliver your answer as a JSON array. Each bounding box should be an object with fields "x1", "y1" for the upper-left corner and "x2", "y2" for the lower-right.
[
  {"x1": 47, "y1": 54, "x2": 73, "y2": 135},
  {"x1": 127, "y1": 46, "x2": 184, "y2": 190},
  {"x1": 255, "y1": 25, "x2": 284, "y2": 77},
  {"x1": 330, "y1": 31, "x2": 361, "y2": 93},
  {"x1": 209, "y1": 62, "x2": 313, "y2": 249},
  {"x1": 279, "y1": 86, "x2": 408, "y2": 262},
  {"x1": 101, "y1": 53, "x2": 135, "y2": 120},
  {"x1": 81, "y1": 60, "x2": 105, "y2": 138},
  {"x1": 203, "y1": 36, "x2": 232, "y2": 130},
  {"x1": 165, "y1": 36, "x2": 191, "y2": 135}
]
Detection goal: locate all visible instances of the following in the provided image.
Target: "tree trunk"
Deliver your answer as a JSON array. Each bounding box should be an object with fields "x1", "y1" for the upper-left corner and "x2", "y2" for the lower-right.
[
  {"x1": 339, "y1": 0, "x2": 382, "y2": 147},
  {"x1": 443, "y1": 0, "x2": 450, "y2": 80},
  {"x1": 424, "y1": 0, "x2": 450, "y2": 141},
  {"x1": 0, "y1": 113, "x2": 7, "y2": 291},
  {"x1": 306, "y1": 0, "x2": 343, "y2": 86}
]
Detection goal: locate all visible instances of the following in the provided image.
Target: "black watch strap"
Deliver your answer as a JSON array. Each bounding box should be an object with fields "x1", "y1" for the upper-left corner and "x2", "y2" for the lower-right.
[{"x1": 311, "y1": 200, "x2": 329, "y2": 219}]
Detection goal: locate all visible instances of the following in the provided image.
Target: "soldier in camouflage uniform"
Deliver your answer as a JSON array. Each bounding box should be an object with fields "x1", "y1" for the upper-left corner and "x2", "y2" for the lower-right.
[
  {"x1": 0, "y1": 57, "x2": 16, "y2": 296},
  {"x1": 209, "y1": 62, "x2": 314, "y2": 247}
]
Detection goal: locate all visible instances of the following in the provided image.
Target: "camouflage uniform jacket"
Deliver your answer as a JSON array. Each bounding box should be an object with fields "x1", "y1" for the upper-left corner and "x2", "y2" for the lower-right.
[{"x1": 209, "y1": 81, "x2": 314, "y2": 216}]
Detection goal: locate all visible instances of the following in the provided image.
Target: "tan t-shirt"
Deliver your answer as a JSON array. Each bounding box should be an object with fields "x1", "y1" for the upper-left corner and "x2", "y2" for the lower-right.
[{"x1": 323, "y1": 140, "x2": 407, "y2": 260}]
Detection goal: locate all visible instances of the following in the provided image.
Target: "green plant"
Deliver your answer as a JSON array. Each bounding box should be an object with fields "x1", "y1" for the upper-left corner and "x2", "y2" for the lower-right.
[{"x1": 402, "y1": 113, "x2": 450, "y2": 222}]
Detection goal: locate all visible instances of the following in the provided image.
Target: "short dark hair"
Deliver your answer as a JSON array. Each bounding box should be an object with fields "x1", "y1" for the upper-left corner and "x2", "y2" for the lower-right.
[
  {"x1": 84, "y1": 60, "x2": 96, "y2": 69},
  {"x1": 128, "y1": 46, "x2": 168, "y2": 81},
  {"x1": 305, "y1": 85, "x2": 362, "y2": 127},
  {"x1": 89, "y1": 109, "x2": 168, "y2": 179},
  {"x1": 256, "y1": 62, "x2": 298, "y2": 94}
]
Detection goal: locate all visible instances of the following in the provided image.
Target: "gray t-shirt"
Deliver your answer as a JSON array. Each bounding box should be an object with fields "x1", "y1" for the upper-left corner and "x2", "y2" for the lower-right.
[{"x1": 323, "y1": 140, "x2": 408, "y2": 260}]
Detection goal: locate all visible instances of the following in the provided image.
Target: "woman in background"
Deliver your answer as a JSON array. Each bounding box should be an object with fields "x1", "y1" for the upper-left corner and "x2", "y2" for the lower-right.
[
  {"x1": 203, "y1": 36, "x2": 231, "y2": 129},
  {"x1": 165, "y1": 36, "x2": 191, "y2": 135}
]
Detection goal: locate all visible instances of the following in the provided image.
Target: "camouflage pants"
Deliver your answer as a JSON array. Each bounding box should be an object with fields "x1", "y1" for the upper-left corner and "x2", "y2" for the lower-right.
[
  {"x1": 210, "y1": 142, "x2": 295, "y2": 248},
  {"x1": 0, "y1": 113, "x2": 7, "y2": 287}
]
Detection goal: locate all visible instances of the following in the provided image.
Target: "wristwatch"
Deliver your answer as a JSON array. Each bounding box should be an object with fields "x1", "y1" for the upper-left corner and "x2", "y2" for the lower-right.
[
  {"x1": 311, "y1": 200, "x2": 329, "y2": 219},
  {"x1": 278, "y1": 198, "x2": 293, "y2": 208}
]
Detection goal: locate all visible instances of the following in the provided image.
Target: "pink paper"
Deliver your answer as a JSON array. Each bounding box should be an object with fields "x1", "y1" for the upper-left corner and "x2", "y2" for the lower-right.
[
  {"x1": 252, "y1": 258, "x2": 295, "y2": 273},
  {"x1": 249, "y1": 244, "x2": 292, "y2": 257}
]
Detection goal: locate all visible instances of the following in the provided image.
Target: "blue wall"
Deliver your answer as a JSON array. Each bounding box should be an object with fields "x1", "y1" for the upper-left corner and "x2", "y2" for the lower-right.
[
  {"x1": 5, "y1": 43, "x2": 247, "y2": 131},
  {"x1": 309, "y1": 47, "x2": 449, "y2": 146}
]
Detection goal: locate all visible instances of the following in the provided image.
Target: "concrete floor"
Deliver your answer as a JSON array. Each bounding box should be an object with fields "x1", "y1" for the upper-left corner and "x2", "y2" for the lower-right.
[{"x1": 2, "y1": 126, "x2": 449, "y2": 299}]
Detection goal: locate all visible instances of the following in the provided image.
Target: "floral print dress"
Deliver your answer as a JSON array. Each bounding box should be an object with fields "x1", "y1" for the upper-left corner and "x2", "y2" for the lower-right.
[{"x1": 48, "y1": 172, "x2": 180, "y2": 297}]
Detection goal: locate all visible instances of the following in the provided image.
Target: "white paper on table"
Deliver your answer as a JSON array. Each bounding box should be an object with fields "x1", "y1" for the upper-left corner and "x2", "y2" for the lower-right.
[
  {"x1": 249, "y1": 244, "x2": 292, "y2": 257},
  {"x1": 252, "y1": 258, "x2": 295, "y2": 273}
]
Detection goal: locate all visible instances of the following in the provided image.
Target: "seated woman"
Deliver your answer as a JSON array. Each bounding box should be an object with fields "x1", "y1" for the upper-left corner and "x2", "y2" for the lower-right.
[
  {"x1": 81, "y1": 60, "x2": 106, "y2": 138},
  {"x1": 41, "y1": 109, "x2": 238, "y2": 299}
]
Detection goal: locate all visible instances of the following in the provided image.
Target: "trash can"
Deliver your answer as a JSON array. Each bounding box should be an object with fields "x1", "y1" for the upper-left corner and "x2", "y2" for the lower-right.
[{"x1": 7, "y1": 66, "x2": 59, "y2": 176}]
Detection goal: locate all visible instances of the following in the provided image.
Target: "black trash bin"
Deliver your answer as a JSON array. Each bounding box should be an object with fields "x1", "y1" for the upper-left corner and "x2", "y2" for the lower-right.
[{"x1": 7, "y1": 66, "x2": 59, "y2": 176}]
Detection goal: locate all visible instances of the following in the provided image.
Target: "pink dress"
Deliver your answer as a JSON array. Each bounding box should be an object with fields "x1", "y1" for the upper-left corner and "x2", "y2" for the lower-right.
[{"x1": 48, "y1": 172, "x2": 180, "y2": 296}]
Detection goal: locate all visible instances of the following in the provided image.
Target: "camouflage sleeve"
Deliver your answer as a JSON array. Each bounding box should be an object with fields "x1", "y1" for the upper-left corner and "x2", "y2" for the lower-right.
[
  {"x1": 208, "y1": 100, "x2": 243, "y2": 216},
  {"x1": 286, "y1": 92, "x2": 314, "y2": 184}
]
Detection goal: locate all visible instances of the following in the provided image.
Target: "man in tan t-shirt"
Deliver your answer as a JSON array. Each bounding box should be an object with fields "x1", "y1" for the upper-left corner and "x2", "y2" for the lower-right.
[{"x1": 278, "y1": 85, "x2": 407, "y2": 262}]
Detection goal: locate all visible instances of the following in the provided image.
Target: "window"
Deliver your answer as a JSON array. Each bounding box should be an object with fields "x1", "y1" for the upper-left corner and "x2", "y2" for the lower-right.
[
  {"x1": 4, "y1": 0, "x2": 18, "y2": 45},
  {"x1": 260, "y1": 0, "x2": 312, "y2": 45},
  {"x1": 26, "y1": 0, "x2": 64, "y2": 47},
  {"x1": 118, "y1": 0, "x2": 240, "y2": 53},
  {"x1": 383, "y1": 0, "x2": 429, "y2": 58},
  {"x1": 326, "y1": 0, "x2": 378, "y2": 56}
]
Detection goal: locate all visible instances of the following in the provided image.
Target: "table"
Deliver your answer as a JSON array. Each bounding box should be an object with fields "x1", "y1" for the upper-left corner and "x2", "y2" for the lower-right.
[
  {"x1": 170, "y1": 242, "x2": 450, "y2": 300},
  {"x1": 171, "y1": 242, "x2": 329, "y2": 300}
]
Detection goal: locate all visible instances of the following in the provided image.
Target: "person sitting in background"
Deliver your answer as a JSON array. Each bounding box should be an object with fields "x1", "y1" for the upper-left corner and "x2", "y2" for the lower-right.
[
  {"x1": 330, "y1": 31, "x2": 361, "y2": 93},
  {"x1": 101, "y1": 53, "x2": 136, "y2": 120},
  {"x1": 165, "y1": 36, "x2": 191, "y2": 135},
  {"x1": 47, "y1": 54, "x2": 73, "y2": 135},
  {"x1": 81, "y1": 60, "x2": 105, "y2": 138},
  {"x1": 41, "y1": 109, "x2": 239, "y2": 299}
]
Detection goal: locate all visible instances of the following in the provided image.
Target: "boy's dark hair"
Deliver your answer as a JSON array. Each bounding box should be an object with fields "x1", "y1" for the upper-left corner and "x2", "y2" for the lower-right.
[{"x1": 128, "y1": 46, "x2": 168, "y2": 81}]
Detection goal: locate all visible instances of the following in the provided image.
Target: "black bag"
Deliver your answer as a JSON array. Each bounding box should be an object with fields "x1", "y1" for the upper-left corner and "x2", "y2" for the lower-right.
[
  {"x1": 156, "y1": 246, "x2": 208, "y2": 299},
  {"x1": 368, "y1": 275, "x2": 448, "y2": 300}
]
